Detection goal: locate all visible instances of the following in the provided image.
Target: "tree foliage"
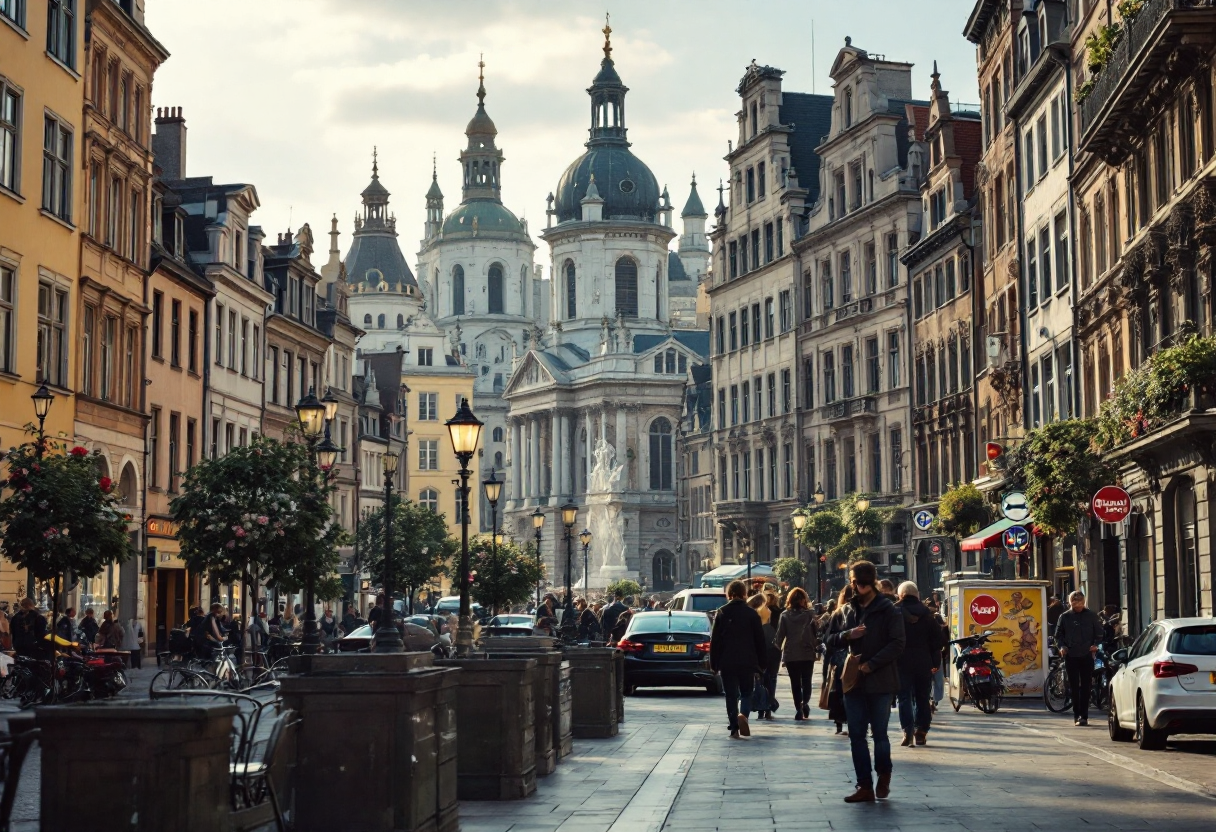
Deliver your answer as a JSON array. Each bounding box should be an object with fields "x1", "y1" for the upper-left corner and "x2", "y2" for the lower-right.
[
  {"x1": 461, "y1": 536, "x2": 545, "y2": 613},
  {"x1": 794, "y1": 506, "x2": 846, "y2": 553},
  {"x1": 0, "y1": 441, "x2": 133, "y2": 583},
  {"x1": 1004, "y1": 419, "x2": 1117, "y2": 538},
  {"x1": 606, "y1": 579, "x2": 643, "y2": 600},
  {"x1": 772, "y1": 557, "x2": 807, "y2": 588},
  {"x1": 935, "y1": 482, "x2": 994, "y2": 539},
  {"x1": 357, "y1": 496, "x2": 454, "y2": 605}
]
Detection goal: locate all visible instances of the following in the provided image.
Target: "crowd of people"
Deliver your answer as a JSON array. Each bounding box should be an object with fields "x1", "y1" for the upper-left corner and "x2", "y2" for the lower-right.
[{"x1": 3, "y1": 598, "x2": 146, "y2": 668}]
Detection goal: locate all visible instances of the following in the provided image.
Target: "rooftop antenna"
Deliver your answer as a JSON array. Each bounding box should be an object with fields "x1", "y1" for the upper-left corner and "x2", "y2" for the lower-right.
[{"x1": 811, "y1": 19, "x2": 816, "y2": 94}]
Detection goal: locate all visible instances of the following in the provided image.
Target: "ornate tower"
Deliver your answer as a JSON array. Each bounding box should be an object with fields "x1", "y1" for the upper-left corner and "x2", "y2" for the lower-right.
[{"x1": 678, "y1": 174, "x2": 710, "y2": 282}]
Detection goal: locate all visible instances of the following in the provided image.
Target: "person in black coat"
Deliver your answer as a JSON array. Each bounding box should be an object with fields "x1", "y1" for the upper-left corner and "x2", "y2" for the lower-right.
[
  {"x1": 600, "y1": 591, "x2": 628, "y2": 636},
  {"x1": 895, "y1": 582, "x2": 942, "y2": 746},
  {"x1": 821, "y1": 561, "x2": 906, "y2": 804},
  {"x1": 709, "y1": 580, "x2": 768, "y2": 739}
]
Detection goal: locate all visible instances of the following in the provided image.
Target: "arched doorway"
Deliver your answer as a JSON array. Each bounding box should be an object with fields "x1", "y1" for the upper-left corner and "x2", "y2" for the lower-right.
[{"x1": 652, "y1": 550, "x2": 675, "y2": 592}]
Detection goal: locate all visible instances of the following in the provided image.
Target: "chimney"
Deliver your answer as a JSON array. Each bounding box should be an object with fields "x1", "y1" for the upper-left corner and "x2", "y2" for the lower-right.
[{"x1": 152, "y1": 107, "x2": 187, "y2": 180}]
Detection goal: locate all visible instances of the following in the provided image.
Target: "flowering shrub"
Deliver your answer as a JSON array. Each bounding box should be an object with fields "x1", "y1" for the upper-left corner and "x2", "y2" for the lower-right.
[
  {"x1": 1002, "y1": 419, "x2": 1116, "y2": 538},
  {"x1": 935, "y1": 482, "x2": 993, "y2": 539},
  {"x1": 0, "y1": 440, "x2": 133, "y2": 589},
  {"x1": 464, "y1": 537, "x2": 545, "y2": 613}
]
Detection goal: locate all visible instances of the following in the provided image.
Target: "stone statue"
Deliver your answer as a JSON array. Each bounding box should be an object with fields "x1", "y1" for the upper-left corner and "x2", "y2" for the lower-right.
[
  {"x1": 588, "y1": 438, "x2": 624, "y2": 494},
  {"x1": 585, "y1": 437, "x2": 631, "y2": 585},
  {"x1": 599, "y1": 315, "x2": 612, "y2": 355},
  {"x1": 614, "y1": 310, "x2": 631, "y2": 353}
]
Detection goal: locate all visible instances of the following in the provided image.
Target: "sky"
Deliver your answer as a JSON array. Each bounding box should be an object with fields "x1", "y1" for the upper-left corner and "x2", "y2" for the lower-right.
[{"x1": 145, "y1": 0, "x2": 982, "y2": 272}]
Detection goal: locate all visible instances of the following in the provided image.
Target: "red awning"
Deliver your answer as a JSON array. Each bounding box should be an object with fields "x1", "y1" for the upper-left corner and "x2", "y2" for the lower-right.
[{"x1": 959, "y1": 517, "x2": 1035, "y2": 552}]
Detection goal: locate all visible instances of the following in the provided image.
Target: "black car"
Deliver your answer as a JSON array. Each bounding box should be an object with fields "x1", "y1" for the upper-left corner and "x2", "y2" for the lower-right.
[{"x1": 617, "y1": 611, "x2": 719, "y2": 695}]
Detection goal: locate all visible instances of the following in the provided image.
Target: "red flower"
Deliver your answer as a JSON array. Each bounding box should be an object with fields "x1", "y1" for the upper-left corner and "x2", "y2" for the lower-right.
[
  {"x1": 99, "y1": 476, "x2": 113, "y2": 493},
  {"x1": 70, "y1": 446, "x2": 89, "y2": 457}
]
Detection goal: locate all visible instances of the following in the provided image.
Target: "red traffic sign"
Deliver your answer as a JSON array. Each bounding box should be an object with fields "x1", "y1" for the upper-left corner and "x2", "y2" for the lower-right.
[
  {"x1": 1092, "y1": 486, "x2": 1132, "y2": 524},
  {"x1": 969, "y1": 594, "x2": 1000, "y2": 627},
  {"x1": 986, "y1": 442, "x2": 1003, "y2": 461}
]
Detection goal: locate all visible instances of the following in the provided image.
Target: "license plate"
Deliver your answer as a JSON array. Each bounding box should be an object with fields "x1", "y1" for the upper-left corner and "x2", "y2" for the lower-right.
[{"x1": 652, "y1": 644, "x2": 687, "y2": 654}]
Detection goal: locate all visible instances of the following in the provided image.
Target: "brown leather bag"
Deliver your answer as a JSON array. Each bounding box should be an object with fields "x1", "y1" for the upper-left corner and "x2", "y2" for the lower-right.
[{"x1": 841, "y1": 652, "x2": 862, "y2": 693}]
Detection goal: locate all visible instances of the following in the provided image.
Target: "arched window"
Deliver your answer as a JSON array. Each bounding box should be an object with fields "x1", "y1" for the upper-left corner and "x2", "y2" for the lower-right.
[
  {"x1": 377, "y1": 313, "x2": 386, "y2": 329},
  {"x1": 564, "y1": 260, "x2": 577, "y2": 319},
  {"x1": 492, "y1": 426, "x2": 504, "y2": 442},
  {"x1": 419, "y1": 488, "x2": 439, "y2": 514},
  {"x1": 488, "y1": 264, "x2": 504, "y2": 314},
  {"x1": 655, "y1": 264, "x2": 663, "y2": 320},
  {"x1": 494, "y1": 451, "x2": 503, "y2": 468},
  {"x1": 364, "y1": 314, "x2": 372, "y2": 326},
  {"x1": 452, "y1": 265, "x2": 465, "y2": 315},
  {"x1": 397, "y1": 313, "x2": 405, "y2": 329},
  {"x1": 648, "y1": 418, "x2": 673, "y2": 490},
  {"x1": 615, "y1": 257, "x2": 638, "y2": 318}
]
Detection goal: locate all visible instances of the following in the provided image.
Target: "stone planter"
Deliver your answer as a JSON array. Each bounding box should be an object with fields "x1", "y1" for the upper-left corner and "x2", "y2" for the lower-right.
[
  {"x1": 564, "y1": 647, "x2": 622, "y2": 738},
  {"x1": 485, "y1": 650, "x2": 572, "y2": 775},
  {"x1": 436, "y1": 657, "x2": 536, "y2": 799},
  {"x1": 280, "y1": 652, "x2": 460, "y2": 832},
  {"x1": 37, "y1": 700, "x2": 237, "y2": 832}
]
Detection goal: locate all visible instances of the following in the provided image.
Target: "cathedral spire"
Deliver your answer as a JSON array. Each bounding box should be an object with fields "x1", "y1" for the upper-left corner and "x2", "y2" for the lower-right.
[
  {"x1": 602, "y1": 13, "x2": 612, "y2": 59},
  {"x1": 461, "y1": 57, "x2": 504, "y2": 203},
  {"x1": 587, "y1": 19, "x2": 629, "y2": 148},
  {"x1": 477, "y1": 54, "x2": 486, "y2": 107}
]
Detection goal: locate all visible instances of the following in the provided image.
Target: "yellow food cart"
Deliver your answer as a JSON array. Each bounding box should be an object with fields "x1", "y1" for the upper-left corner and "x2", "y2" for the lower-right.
[{"x1": 943, "y1": 577, "x2": 1049, "y2": 698}]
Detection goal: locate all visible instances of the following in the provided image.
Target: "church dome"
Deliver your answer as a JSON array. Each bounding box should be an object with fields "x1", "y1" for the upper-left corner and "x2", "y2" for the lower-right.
[
  {"x1": 441, "y1": 198, "x2": 530, "y2": 242},
  {"x1": 466, "y1": 103, "x2": 497, "y2": 139},
  {"x1": 553, "y1": 147, "x2": 660, "y2": 223},
  {"x1": 345, "y1": 232, "x2": 417, "y2": 291}
]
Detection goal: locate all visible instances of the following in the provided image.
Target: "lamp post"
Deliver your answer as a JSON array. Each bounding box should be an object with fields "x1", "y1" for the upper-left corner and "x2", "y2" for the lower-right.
[
  {"x1": 855, "y1": 495, "x2": 871, "y2": 513},
  {"x1": 29, "y1": 383, "x2": 55, "y2": 601},
  {"x1": 532, "y1": 508, "x2": 545, "y2": 609},
  {"x1": 483, "y1": 468, "x2": 502, "y2": 615},
  {"x1": 579, "y1": 529, "x2": 592, "y2": 597},
  {"x1": 814, "y1": 484, "x2": 826, "y2": 506},
  {"x1": 445, "y1": 398, "x2": 483, "y2": 657},
  {"x1": 791, "y1": 511, "x2": 808, "y2": 592},
  {"x1": 375, "y1": 449, "x2": 403, "y2": 652},
  {"x1": 294, "y1": 388, "x2": 328, "y2": 654},
  {"x1": 559, "y1": 503, "x2": 578, "y2": 643}
]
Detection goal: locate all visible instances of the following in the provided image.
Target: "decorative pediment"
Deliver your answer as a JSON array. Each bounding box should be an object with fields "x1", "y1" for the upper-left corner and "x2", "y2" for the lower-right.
[{"x1": 502, "y1": 350, "x2": 557, "y2": 397}]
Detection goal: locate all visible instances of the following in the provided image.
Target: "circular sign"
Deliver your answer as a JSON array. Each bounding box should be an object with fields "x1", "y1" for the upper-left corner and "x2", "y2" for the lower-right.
[
  {"x1": 969, "y1": 594, "x2": 1000, "y2": 627},
  {"x1": 1092, "y1": 485, "x2": 1132, "y2": 524},
  {"x1": 914, "y1": 510, "x2": 934, "y2": 531},
  {"x1": 1001, "y1": 491, "x2": 1031, "y2": 522},
  {"x1": 1003, "y1": 524, "x2": 1031, "y2": 554}
]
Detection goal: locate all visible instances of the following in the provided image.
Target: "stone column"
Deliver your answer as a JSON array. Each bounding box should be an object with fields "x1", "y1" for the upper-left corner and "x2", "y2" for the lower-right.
[
  {"x1": 615, "y1": 408, "x2": 628, "y2": 487},
  {"x1": 511, "y1": 421, "x2": 523, "y2": 502},
  {"x1": 529, "y1": 418, "x2": 541, "y2": 502},
  {"x1": 549, "y1": 415, "x2": 560, "y2": 499},
  {"x1": 559, "y1": 413, "x2": 572, "y2": 498}
]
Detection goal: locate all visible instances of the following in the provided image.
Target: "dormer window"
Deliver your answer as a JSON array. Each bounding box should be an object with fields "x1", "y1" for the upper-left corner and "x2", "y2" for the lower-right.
[{"x1": 844, "y1": 88, "x2": 853, "y2": 128}]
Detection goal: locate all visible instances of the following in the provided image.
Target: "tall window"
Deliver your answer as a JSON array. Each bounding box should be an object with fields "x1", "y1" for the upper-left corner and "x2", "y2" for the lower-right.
[
  {"x1": 452, "y1": 265, "x2": 465, "y2": 315},
  {"x1": 99, "y1": 315, "x2": 115, "y2": 400},
  {"x1": 0, "y1": 82, "x2": 19, "y2": 193},
  {"x1": 823, "y1": 352, "x2": 836, "y2": 403},
  {"x1": 741, "y1": 381, "x2": 750, "y2": 423},
  {"x1": 648, "y1": 418, "x2": 673, "y2": 490},
  {"x1": 123, "y1": 326, "x2": 134, "y2": 406},
  {"x1": 886, "y1": 233, "x2": 899, "y2": 287},
  {"x1": 417, "y1": 347, "x2": 433, "y2": 366},
  {"x1": 615, "y1": 257, "x2": 638, "y2": 317},
  {"x1": 188, "y1": 309, "x2": 198, "y2": 373},
  {"x1": 781, "y1": 368, "x2": 792, "y2": 413},
  {"x1": 0, "y1": 0, "x2": 24, "y2": 29},
  {"x1": 420, "y1": 488, "x2": 439, "y2": 514},
  {"x1": 170, "y1": 299, "x2": 181, "y2": 367},
  {"x1": 888, "y1": 332, "x2": 901, "y2": 389},
  {"x1": 251, "y1": 326, "x2": 260, "y2": 380},
  {"x1": 740, "y1": 306, "x2": 750, "y2": 347},
  {"x1": 227, "y1": 309, "x2": 237, "y2": 370},
  {"x1": 728, "y1": 311, "x2": 737, "y2": 350},
  {"x1": 783, "y1": 443, "x2": 793, "y2": 498},
  {"x1": 186, "y1": 418, "x2": 196, "y2": 470},
  {"x1": 948, "y1": 334, "x2": 959, "y2": 394},
  {"x1": 214, "y1": 303, "x2": 223, "y2": 365},
  {"x1": 488, "y1": 264, "x2": 504, "y2": 314},
  {"x1": 841, "y1": 345, "x2": 855, "y2": 398},
  {"x1": 46, "y1": 0, "x2": 75, "y2": 69},
  {"x1": 168, "y1": 413, "x2": 180, "y2": 492},
  {"x1": 80, "y1": 304, "x2": 94, "y2": 394},
  {"x1": 840, "y1": 251, "x2": 852, "y2": 301},
  {"x1": 150, "y1": 291, "x2": 163, "y2": 358},
  {"x1": 419, "y1": 439, "x2": 438, "y2": 470},
  {"x1": 454, "y1": 487, "x2": 467, "y2": 523},
  {"x1": 765, "y1": 298, "x2": 774, "y2": 338},
  {"x1": 564, "y1": 260, "x2": 576, "y2": 319},
  {"x1": 240, "y1": 317, "x2": 249, "y2": 375},
  {"x1": 866, "y1": 337, "x2": 880, "y2": 393},
  {"x1": 870, "y1": 433, "x2": 882, "y2": 493},
  {"x1": 418, "y1": 392, "x2": 438, "y2": 421},
  {"x1": 37, "y1": 282, "x2": 67, "y2": 386},
  {"x1": 127, "y1": 187, "x2": 140, "y2": 260},
  {"x1": 42, "y1": 116, "x2": 72, "y2": 221},
  {"x1": 1054, "y1": 213, "x2": 1068, "y2": 294},
  {"x1": 779, "y1": 290, "x2": 791, "y2": 331},
  {"x1": 149, "y1": 407, "x2": 160, "y2": 487},
  {"x1": 864, "y1": 242, "x2": 877, "y2": 295},
  {"x1": 0, "y1": 264, "x2": 13, "y2": 373},
  {"x1": 825, "y1": 440, "x2": 838, "y2": 500},
  {"x1": 768, "y1": 372, "x2": 777, "y2": 417}
]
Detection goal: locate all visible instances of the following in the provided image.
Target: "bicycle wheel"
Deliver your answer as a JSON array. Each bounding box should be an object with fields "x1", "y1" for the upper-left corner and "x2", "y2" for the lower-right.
[
  {"x1": 1044, "y1": 665, "x2": 1071, "y2": 713},
  {"x1": 0, "y1": 670, "x2": 20, "y2": 700}
]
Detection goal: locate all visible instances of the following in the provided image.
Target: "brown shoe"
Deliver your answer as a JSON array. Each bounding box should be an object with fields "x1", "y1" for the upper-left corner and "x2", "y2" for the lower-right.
[
  {"x1": 914, "y1": 731, "x2": 927, "y2": 746},
  {"x1": 900, "y1": 732, "x2": 913, "y2": 747},
  {"x1": 729, "y1": 729, "x2": 740, "y2": 739},
  {"x1": 844, "y1": 786, "x2": 876, "y2": 803},
  {"x1": 876, "y1": 772, "x2": 891, "y2": 799},
  {"x1": 737, "y1": 714, "x2": 750, "y2": 737}
]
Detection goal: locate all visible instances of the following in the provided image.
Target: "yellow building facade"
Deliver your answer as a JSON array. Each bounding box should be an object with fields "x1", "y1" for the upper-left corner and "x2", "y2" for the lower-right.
[{"x1": 0, "y1": 0, "x2": 86, "y2": 601}]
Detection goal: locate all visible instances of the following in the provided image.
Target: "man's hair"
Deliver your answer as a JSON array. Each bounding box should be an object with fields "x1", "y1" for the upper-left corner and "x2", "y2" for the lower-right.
[
  {"x1": 1068, "y1": 590, "x2": 1086, "y2": 604},
  {"x1": 726, "y1": 579, "x2": 748, "y2": 599},
  {"x1": 211, "y1": 602, "x2": 223, "y2": 611},
  {"x1": 897, "y1": 581, "x2": 919, "y2": 599},
  {"x1": 614, "y1": 590, "x2": 624, "y2": 600},
  {"x1": 850, "y1": 561, "x2": 878, "y2": 587},
  {"x1": 877, "y1": 579, "x2": 895, "y2": 593}
]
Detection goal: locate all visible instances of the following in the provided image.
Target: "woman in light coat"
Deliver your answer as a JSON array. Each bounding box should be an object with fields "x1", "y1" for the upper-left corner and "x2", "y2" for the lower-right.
[{"x1": 775, "y1": 587, "x2": 818, "y2": 721}]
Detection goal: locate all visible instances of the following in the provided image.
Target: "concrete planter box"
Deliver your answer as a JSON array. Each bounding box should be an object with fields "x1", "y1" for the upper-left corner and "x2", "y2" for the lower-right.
[
  {"x1": 564, "y1": 647, "x2": 622, "y2": 738},
  {"x1": 486, "y1": 650, "x2": 572, "y2": 775},
  {"x1": 36, "y1": 701, "x2": 237, "y2": 832},
  {"x1": 436, "y1": 657, "x2": 537, "y2": 800},
  {"x1": 280, "y1": 652, "x2": 460, "y2": 832}
]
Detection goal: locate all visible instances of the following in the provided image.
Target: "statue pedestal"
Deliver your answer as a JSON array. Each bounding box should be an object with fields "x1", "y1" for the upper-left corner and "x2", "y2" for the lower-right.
[{"x1": 591, "y1": 566, "x2": 635, "y2": 588}]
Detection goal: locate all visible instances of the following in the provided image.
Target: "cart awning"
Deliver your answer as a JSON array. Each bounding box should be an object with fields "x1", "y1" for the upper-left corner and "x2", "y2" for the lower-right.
[{"x1": 959, "y1": 517, "x2": 1034, "y2": 551}]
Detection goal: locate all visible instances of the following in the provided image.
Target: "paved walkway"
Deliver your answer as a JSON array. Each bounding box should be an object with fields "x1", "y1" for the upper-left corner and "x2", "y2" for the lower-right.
[{"x1": 463, "y1": 685, "x2": 1216, "y2": 832}]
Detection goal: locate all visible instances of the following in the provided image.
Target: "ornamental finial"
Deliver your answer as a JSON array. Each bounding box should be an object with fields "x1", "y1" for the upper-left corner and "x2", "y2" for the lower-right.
[{"x1": 602, "y1": 13, "x2": 612, "y2": 59}]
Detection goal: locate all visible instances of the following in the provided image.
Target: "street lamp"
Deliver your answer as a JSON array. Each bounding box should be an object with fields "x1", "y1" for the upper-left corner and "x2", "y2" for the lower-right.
[
  {"x1": 559, "y1": 503, "x2": 578, "y2": 643},
  {"x1": 814, "y1": 484, "x2": 826, "y2": 505},
  {"x1": 294, "y1": 387, "x2": 329, "y2": 653},
  {"x1": 31, "y1": 382, "x2": 54, "y2": 458},
  {"x1": 445, "y1": 397, "x2": 483, "y2": 657},
  {"x1": 579, "y1": 528, "x2": 592, "y2": 597},
  {"x1": 375, "y1": 448, "x2": 403, "y2": 652},
  {"x1": 483, "y1": 468, "x2": 502, "y2": 615},
  {"x1": 317, "y1": 435, "x2": 341, "y2": 470},
  {"x1": 855, "y1": 496, "x2": 870, "y2": 513},
  {"x1": 532, "y1": 508, "x2": 545, "y2": 608},
  {"x1": 321, "y1": 387, "x2": 340, "y2": 423},
  {"x1": 791, "y1": 512, "x2": 812, "y2": 597}
]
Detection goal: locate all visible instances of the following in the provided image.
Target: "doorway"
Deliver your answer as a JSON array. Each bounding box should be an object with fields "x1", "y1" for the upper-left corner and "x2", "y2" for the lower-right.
[
  {"x1": 652, "y1": 551, "x2": 675, "y2": 592},
  {"x1": 155, "y1": 568, "x2": 187, "y2": 655}
]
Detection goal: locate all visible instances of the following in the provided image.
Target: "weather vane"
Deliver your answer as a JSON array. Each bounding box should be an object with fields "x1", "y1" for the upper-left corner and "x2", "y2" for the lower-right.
[
  {"x1": 602, "y1": 13, "x2": 612, "y2": 59},
  {"x1": 477, "y1": 54, "x2": 486, "y2": 106}
]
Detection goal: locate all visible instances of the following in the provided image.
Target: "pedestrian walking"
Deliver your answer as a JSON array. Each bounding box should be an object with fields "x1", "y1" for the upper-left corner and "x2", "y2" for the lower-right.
[
  {"x1": 97, "y1": 609, "x2": 123, "y2": 649},
  {"x1": 1053, "y1": 590, "x2": 1104, "y2": 726},
  {"x1": 11, "y1": 598, "x2": 47, "y2": 658},
  {"x1": 367, "y1": 594, "x2": 386, "y2": 633},
  {"x1": 822, "y1": 561, "x2": 905, "y2": 803},
  {"x1": 56, "y1": 607, "x2": 77, "y2": 641},
  {"x1": 748, "y1": 594, "x2": 781, "y2": 720},
  {"x1": 319, "y1": 608, "x2": 338, "y2": 649},
  {"x1": 1046, "y1": 595, "x2": 1064, "y2": 631},
  {"x1": 709, "y1": 580, "x2": 767, "y2": 739},
  {"x1": 607, "y1": 608, "x2": 632, "y2": 645},
  {"x1": 895, "y1": 582, "x2": 941, "y2": 747},
  {"x1": 79, "y1": 608, "x2": 100, "y2": 645},
  {"x1": 819, "y1": 586, "x2": 853, "y2": 735},
  {"x1": 925, "y1": 599, "x2": 948, "y2": 708},
  {"x1": 575, "y1": 598, "x2": 601, "y2": 642},
  {"x1": 774, "y1": 587, "x2": 818, "y2": 721},
  {"x1": 601, "y1": 591, "x2": 628, "y2": 635},
  {"x1": 121, "y1": 617, "x2": 144, "y2": 668}
]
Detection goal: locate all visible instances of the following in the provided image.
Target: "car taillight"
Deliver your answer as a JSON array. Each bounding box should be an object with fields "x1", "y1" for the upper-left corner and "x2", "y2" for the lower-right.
[
  {"x1": 617, "y1": 639, "x2": 644, "y2": 654},
  {"x1": 1153, "y1": 660, "x2": 1199, "y2": 678},
  {"x1": 694, "y1": 641, "x2": 711, "y2": 653}
]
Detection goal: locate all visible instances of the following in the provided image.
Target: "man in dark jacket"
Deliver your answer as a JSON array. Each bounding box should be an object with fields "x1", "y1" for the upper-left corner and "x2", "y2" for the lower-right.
[
  {"x1": 10, "y1": 598, "x2": 47, "y2": 657},
  {"x1": 822, "y1": 561, "x2": 905, "y2": 803},
  {"x1": 895, "y1": 582, "x2": 941, "y2": 746},
  {"x1": 600, "y1": 591, "x2": 628, "y2": 636},
  {"x1": 1054, "y1": 590, "x2": 1105, "y2": 726},
  {"x1": 709, "y1": 580, "x2": 767, "y2": 739}
]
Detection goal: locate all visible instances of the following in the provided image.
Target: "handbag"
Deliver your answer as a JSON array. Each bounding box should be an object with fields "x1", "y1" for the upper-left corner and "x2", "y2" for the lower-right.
[
  {"x1": 817, "y1": 664, "x2": 835, "y2": 710},
  {"x1": 841, "y1": 652, "x2": 862, "y2": 693}
]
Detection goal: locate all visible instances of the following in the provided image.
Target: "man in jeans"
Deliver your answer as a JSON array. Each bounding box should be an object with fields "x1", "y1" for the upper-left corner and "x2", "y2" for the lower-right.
[
  {"x1": 709, "y1": 580, "x2": 767, "y2": 739},
  {"x1": 1053, "y1": 590, "x2": 1104, "y2": 726},
  {"x1": 822, "y1": 561, "x2": 906, "y2": 802}
]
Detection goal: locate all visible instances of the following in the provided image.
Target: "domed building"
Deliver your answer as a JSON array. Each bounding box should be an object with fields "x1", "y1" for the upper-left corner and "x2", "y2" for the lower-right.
[
  {"x1": 417, "y1": 63, "x2": 545, "y2": 529},
  {"x1": 502, "y1": 23, "x2": 710, "y2": 593}
]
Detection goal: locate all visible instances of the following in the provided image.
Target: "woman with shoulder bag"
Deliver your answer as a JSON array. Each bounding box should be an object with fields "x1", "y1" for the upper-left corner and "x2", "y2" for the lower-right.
[
  {"x1": 775, "y1": 587, "x2": 818, "y2": 721},
  {"x1": 748, "y1": 594, "x2": 782, "y2": 720},
  {"x1": 820, "y1": 585, "x2": 854, "y2": 735}
]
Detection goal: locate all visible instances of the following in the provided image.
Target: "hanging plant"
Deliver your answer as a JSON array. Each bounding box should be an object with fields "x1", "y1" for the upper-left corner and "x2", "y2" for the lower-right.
[
  {"x1": 1117, "y1": 0, "x2": 1146, "y2": 23},
  {"x1": 1018, "y1": 420, "x2": 1116, "y2": 538},
  {"x1": 1084, "y1": 23, "x2": 1124, "y2": 75},
  {"x1": 935, "y1": 482, "x2": 994, "y2": 539}
]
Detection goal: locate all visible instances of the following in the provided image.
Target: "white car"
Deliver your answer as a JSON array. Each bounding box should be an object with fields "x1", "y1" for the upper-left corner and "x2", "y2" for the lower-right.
[{"x1": 1107, "y1": 617, "x2": 1216, "y2": 749}]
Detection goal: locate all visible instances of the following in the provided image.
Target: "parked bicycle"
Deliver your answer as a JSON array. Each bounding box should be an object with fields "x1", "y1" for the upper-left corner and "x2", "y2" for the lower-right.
[{"x1": 1044, "y1": 639, "x2": 1113, "y2": 714}]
